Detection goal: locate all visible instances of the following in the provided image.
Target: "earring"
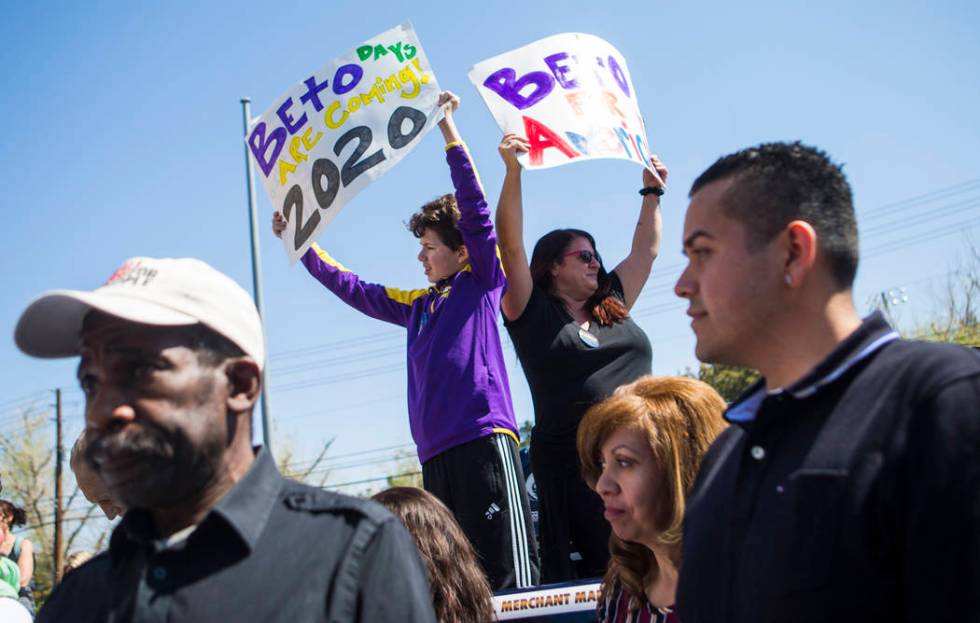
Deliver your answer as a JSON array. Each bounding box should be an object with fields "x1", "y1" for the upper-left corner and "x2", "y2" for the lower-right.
[{"x1": 784, "y1": 274, "x2": 792, "y2": 286}]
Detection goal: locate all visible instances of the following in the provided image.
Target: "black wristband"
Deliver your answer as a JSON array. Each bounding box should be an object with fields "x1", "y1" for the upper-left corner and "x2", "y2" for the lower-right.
[{"x1": 639, "y1": 186, "x2": 664, "y2": 197}]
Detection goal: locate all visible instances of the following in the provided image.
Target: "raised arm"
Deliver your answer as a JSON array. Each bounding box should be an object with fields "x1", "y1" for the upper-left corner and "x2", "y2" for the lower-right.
[
  {"x1": 612, "y1": 155, "x2": 669, "y2": 309},
  {"x1": 273, "y1": 213, "x2": 422, "y2": 328},
  {"x1": 495, "y1": 134, "x2": 533, "y2": 321},
  {"x1": 16, "y1": 538, "x2": 32, "y2": 587},
  {"x1": 438, "y1": 92, "x2": 504, "y2": 291}
]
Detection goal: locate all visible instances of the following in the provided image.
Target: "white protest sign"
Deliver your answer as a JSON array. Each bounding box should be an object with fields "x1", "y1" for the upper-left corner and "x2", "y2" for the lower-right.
[
  {"x1": 247, "y1": 22, "x2": 442, "y2": 264},
  {"x1": 469, "y1": 33, "x2": 655, "y2": 174}
]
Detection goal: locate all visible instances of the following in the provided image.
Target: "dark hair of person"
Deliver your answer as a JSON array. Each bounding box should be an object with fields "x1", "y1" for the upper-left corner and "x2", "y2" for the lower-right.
[
  {"x1": 0, "y1": 500, "x2": 27, "y2": 528},
  {"x1": 529, "y1": 229, "x2": 629, "y2": 326},
  {"x1": 372, "y1": 487, "x2": 494, "y2": 623},
  {"x1": 689, "y1": 141, "x2": 858, "y2": 289},
  {"x1": 577, "y1": 376, "x2": 728, "y2": 609},
  {"x1": 187, "y1": 324, "x2": 246, "y2": 368},
  {"x1": 408, "y1": 194, "x2": 464, "y2": 251}
]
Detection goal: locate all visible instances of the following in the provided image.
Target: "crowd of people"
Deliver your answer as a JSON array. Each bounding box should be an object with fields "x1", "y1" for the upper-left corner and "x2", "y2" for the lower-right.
[{"x1": 3, "y1": 89, "x2": 978, "y2": 622}]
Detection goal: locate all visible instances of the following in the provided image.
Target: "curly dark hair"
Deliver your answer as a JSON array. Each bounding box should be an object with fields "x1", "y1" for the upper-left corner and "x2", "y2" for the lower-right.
[
  {"x1": 372, "y1": 487, "x2": 494, "y2": 623},
  {"x1": 690, "y1": 141, "x2": 858, "y2": 289},
  {"x1": 529, "y1": 229, "x2": 628, "y2": 326},
  {"x1": 408, "y1": 193, "x2": 464, "y2": 251},
  {"x1": 0, "y1": 500, "x2": 27, "y2": 528}
]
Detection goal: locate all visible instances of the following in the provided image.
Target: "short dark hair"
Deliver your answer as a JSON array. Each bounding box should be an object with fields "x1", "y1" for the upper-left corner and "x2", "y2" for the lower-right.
[
  {"x1": 187, "y1": 324, "x2": 246, "y2": 368},
  {"x1": 407, "y1": 194, "x2": 463, "y2": 250},
  {"x1": 690, "y1": 141, "x2": 858, "y2": 289}
]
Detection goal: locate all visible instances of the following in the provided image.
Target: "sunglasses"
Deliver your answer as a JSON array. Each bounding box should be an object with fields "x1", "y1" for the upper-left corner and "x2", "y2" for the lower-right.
[{"x1": 562, "y1": 249, "x2": 601, "y2": 265}]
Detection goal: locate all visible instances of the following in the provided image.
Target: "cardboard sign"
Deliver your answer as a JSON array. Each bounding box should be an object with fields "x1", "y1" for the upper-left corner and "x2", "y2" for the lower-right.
[
  {"x1": 247, "y1": 22, "x2": 442, "y2": 263},
  {"x1": 469, "y1": 33, "x2": 654, "y2": 175}
]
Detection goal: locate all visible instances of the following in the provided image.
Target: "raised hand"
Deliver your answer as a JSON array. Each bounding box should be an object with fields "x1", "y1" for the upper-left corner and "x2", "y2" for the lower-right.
[
  {"x1": 498, "y1": 133, "x2": 529, "y2": 172},
  {"x1": 272, "y1": 211, "x2": 287, "y2": 239},
  {"x1": 643, "y1": 154, "x2": 669, "y2": 190}
]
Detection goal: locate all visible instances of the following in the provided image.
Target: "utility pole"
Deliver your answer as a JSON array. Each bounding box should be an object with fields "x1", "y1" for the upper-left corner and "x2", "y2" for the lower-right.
[
  {"x1": 240, "y1": 97, "x2": 273, "y2": 456},
  {"x1": 53, "y1": 388, "x2": 64, "y2": 583}
]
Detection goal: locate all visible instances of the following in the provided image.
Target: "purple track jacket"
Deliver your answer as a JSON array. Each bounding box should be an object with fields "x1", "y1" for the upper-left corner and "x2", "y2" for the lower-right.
[{"x1": 300, "y1": 142, "x2": 519, "y2": 463}]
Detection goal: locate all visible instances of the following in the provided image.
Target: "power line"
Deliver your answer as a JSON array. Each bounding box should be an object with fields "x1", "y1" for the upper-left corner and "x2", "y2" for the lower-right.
[
  {"x1": 861, "y1": 177, "x2": 980, "y2": 220},
  {"x1": 4, "y1": 179, "x2": 979, "y2": 475}
]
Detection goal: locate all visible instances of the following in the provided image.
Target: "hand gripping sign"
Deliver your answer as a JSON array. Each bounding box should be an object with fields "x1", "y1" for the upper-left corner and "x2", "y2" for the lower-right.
[
  {"x1": 248, "y1": 22, "x2": 442, "y2": 264},
  {"x1": 469, "y1": 33, "x2": 659, "y2": 178}
]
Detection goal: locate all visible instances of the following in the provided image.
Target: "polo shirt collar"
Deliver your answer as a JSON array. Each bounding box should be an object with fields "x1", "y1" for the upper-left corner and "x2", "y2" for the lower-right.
[
  {"x1": 725, "y1": 311, "x2": 900, "y2": 423},
  {"x1": 110, "y1": 446, "x2": 283, "y2": 561}
]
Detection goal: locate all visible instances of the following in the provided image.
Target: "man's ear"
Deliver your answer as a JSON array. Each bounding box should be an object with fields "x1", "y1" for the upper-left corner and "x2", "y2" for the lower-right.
[
  {"x1": 783, "y1": 220, "x2": 818, "y2": 287},
  {"x1": 223, "y1": 358, "x2": 262, "y2": 412}
]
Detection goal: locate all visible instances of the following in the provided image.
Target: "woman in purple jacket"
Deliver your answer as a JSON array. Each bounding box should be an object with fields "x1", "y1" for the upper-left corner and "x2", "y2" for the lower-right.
[{"x1": 273, "y1": 92, "x2": 538, "y2": 590}]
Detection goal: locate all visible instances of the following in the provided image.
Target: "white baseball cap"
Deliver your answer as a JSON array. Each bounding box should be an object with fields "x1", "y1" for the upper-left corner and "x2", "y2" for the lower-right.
[{"x1": 15, "y1": 257, "x2": 265, "y2": 370}]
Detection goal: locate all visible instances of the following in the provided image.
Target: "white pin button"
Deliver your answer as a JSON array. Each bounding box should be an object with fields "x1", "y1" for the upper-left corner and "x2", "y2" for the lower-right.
[{"x1": 750, "y1": 445, "x2": 765, "y2": 460}]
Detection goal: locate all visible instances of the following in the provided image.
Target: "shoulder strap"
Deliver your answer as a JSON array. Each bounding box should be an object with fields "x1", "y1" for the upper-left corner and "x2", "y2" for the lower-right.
[
  {"x1": 327, "y1": 513, "x2": 384, "y2": 623},
  {"x1": 11, "y1": 535, "x2": 23, "y2": 561},
  {"x1": 282, "y1": 487, "x2": 388, "y2": 623}
]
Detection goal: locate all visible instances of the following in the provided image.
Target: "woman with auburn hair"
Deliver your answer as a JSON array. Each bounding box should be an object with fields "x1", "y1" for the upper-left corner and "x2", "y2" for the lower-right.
[
  {"x1": 372, "y1": 487, "x2": 494, "y2": 623},
  {"x1": 496, "y1": 134, "x2": 668, "y2": 582},
  {"x1": 577, "y1": 376, "x2": 727, "y2": 622}
]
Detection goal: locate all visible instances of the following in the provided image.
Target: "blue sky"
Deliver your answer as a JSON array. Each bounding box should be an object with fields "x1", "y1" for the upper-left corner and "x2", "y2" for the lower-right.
[{"x1": 2, "y1": 0, "x2": 979, "y2": 514}]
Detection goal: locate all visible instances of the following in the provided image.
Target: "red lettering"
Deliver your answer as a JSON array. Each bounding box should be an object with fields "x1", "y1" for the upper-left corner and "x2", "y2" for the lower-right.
[{"x1": 522, "y1": 115, "x2": 579, "y2": 166}]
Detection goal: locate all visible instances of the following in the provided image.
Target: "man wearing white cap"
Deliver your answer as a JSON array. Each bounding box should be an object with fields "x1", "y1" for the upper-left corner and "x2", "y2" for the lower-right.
[{"x1": 17, "y1": 257, "x2": 436, "y2": 623}]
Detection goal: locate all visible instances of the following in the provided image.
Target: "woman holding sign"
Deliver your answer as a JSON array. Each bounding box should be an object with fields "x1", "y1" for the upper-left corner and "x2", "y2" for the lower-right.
[
  {"x1": 495, "y1": 133, "x2": 667, "y2": 583},
  {"x1": 273, "y1": 92, "x2": 538, "y2": 591}
]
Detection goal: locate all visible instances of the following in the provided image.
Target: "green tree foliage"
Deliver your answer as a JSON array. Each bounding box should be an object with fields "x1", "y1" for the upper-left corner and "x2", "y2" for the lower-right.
[
  {"x1": 685, "y1": 364, "x2": 761, "y2": 403},
  {"x1": 276, "y1": 437, "x2": 334, "y2": 487},
  {"x1": 0, "y1": 404, "x2": 108, "y2": 604},
  {"x1": 911, "y1": 243, "x2": 979, "y2": 347},
  {"x1": 518, "y1": 420, "x2": 533, "y2": 450},
  {"x1": 384, "y1": 450, "x2": 423, "y2": 489}
]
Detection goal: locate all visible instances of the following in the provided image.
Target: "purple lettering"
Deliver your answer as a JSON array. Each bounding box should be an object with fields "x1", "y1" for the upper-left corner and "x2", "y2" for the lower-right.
[
  {"x1": 483, "y1": 68, "x2": 554, "y2": 110},
  {"x1": 248, "y1": 122, "x2": 287, "y2": 177},
  {"x1": 299, "y1": 75, "x2": 331, "y2": 112},
  {"x1": 333, "y1": 64, "x2": 364, "y2": 95},
  {"x1": 544, "y1": 52, "x2": 578, "y2": 89},
  {"x1": 608, "y1": 55, "x2": 630, "y2": 97},
  {"x1": 276, "y1": 97, "x2": 307, "y2": 134}
]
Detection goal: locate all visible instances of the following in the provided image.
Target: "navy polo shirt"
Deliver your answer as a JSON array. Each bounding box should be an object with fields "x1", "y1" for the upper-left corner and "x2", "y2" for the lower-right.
[{"x1": 677, "y1": 312, "x2": 980, "y2": 622}]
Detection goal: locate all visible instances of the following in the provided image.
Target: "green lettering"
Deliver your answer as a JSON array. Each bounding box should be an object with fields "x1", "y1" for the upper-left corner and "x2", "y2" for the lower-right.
[{"x1": 387, "y1": 41, "x2": 405, "y2": 62}]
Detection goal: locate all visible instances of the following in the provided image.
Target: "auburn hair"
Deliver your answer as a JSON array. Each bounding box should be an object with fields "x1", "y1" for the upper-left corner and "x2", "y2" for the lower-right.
[
  {"x1": 529, "y1": 229, "x2": 628, "y2": 326},
  {"x1": 577, "y1": 376, "x2": 727, "y2": 605},
  {"x1": 372, "y1": 487, "x2": 494, "y2": 623}
]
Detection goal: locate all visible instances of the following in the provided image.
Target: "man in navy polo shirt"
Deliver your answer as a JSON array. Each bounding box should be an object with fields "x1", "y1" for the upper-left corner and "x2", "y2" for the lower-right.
[{"x1": 673, "y1": 142, "x2": 980, "y2": 622}]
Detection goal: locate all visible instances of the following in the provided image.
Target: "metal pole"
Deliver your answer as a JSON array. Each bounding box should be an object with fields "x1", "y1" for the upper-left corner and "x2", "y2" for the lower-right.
[
  {"x1": 241, "y1": 97, "x2": 273, "y2": 456},
  {"x1": 53, "y1": 388, "x2": 64, "y2": 583}
]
